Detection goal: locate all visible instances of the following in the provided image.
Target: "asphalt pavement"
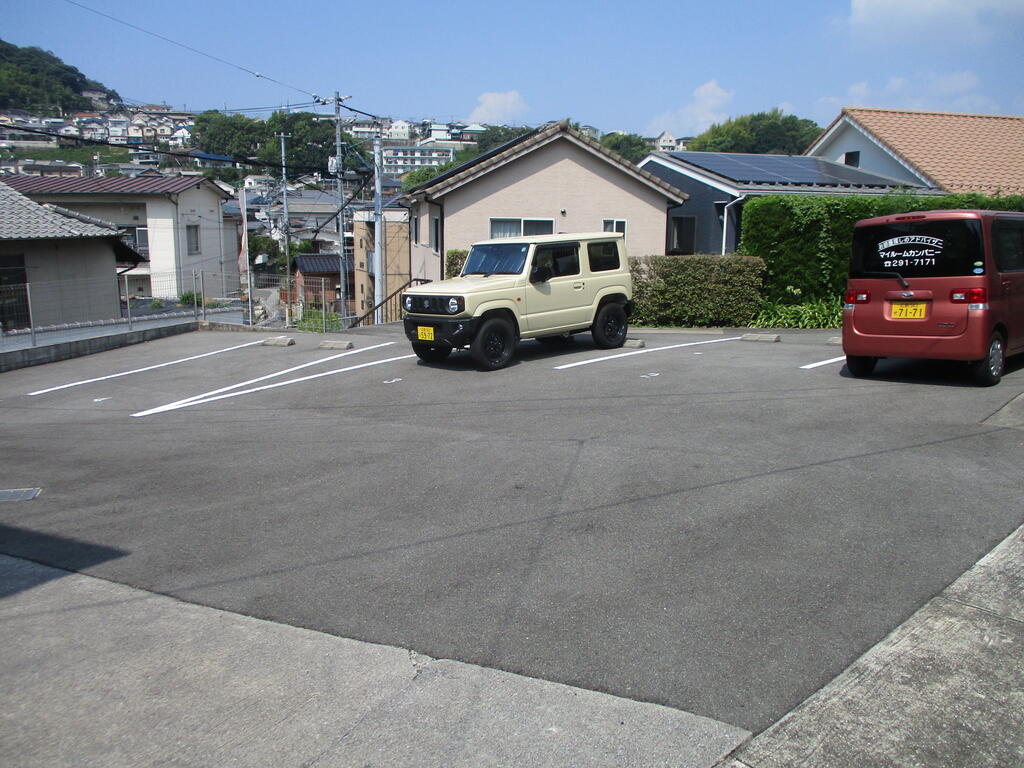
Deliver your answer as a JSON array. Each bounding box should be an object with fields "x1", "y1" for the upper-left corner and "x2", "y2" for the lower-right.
[{"x1": 1, "y1": 325, "x2": 1023, "y2": 766}]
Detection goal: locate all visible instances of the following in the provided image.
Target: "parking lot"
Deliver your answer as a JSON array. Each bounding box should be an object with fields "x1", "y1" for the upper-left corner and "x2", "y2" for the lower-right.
[{"x1": 2, "y1": 324, "x2": 1023, "y2": 735}]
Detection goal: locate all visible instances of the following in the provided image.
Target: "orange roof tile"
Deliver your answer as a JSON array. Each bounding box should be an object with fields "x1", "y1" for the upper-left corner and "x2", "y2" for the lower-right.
[{"x1": 841, "y1": 107, "x2": 1024, "y2": 196}]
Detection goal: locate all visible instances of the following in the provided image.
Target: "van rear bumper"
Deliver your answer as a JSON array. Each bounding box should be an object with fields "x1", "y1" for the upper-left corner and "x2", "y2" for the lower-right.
[{"x1": 842, "y1": 324, "x2": 989, "y2": 361}]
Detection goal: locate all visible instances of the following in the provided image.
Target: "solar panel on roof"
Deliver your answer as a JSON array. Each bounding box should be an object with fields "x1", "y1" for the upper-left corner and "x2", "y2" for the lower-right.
[{"x1": 669, "y1": 152, "x2": 902, "y2": 187}]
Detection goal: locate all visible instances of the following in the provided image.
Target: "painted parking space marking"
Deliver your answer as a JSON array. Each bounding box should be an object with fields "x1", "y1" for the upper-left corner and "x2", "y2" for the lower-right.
[
  {"x1": 801, "y1": 356, "x2": 847, "y2": 370},
  {"x1": 553, "y1": 336, "x2": 743, "y2": 370},
  {"x1": 26, "y1": 337, "x2": 281, "y2": 396},
  {"x1": 133, "y1": 342, "x2": 397, "y2": 416},
  {"x1": 133, "y1": 353, "x2": 415, "y2": 417}
]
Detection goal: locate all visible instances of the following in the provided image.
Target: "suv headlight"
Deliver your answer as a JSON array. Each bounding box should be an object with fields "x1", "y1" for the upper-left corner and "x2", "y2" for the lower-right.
[
  {"x1": 403, "y1": 295, "x2": 413, "y2": 311},
  {"x1": 447, "y1": 296, "x2": 464, "y2": 314}
]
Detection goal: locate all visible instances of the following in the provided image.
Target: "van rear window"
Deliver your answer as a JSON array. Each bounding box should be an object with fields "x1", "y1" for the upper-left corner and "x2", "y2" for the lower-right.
[{"x1": 851, "y1": 219, "x2": 983, "y2": 278}]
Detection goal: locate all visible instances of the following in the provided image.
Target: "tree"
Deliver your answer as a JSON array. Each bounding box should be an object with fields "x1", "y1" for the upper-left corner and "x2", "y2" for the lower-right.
[
  {"x1": 686, "y1": 109, "x2": 821, "y2": 155},
  {"x1": 258, "y1": 111, "x2": 367, "y2": 177},
  {"x1": 599, "y1": 132, "x2": 650, "y2": 164},
  {"x1": 192, "y1": 111, "x2": 268, "y2": 158},
  {"x1": 0, "y1": 39, "x2": 119, "y2": 115}
]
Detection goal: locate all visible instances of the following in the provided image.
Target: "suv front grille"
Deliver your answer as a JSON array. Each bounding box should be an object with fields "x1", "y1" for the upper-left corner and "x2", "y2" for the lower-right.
[{"x1": 407, "y1": 295, "x2": 448, "y2": 314}]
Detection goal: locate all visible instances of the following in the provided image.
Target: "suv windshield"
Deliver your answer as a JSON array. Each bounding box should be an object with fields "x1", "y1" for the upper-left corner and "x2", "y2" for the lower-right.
[
  {"x1": 851, "y1": 218, "x2": 984, "y2": 278},
  {"x1": 462, "y1": 243, "x2": 530, "y2": 275}
]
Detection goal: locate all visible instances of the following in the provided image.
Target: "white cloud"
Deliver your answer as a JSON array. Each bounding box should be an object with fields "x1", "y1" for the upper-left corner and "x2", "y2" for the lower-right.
[
  {"x1": 931, "y1": 70, "x2": 980, "y2": 94},
  {"x1": 644, "y1": 79, "x2": 734, "y2": 137},
  {"x1": 847, "y1": 0, "x2": 1024, "y2": 43},
  {"x1": 467, "y1": 91, "x2": 528, "y2": 124}
]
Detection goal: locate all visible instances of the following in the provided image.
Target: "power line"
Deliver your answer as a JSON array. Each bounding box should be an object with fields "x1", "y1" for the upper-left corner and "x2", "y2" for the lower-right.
[{"x1": 62, "y1": 0, "x2": 319, "y2": 99}]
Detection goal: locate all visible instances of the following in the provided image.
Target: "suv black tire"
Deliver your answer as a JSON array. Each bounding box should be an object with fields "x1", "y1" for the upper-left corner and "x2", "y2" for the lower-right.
[
  {"x1": 471, "y1": 317, "x2": 516, "y2": 370},
  {"x1": 592, "y1": 303, "x2": 628, "y2": 349},
  {"x1": 412, "y1": 344, "x2": 451, "y2": 363},
  {"x1": 971, "y1": 333, "x2": 1005, "y2": 386},
  {"x1": 846, "y1": 355, "x2": 877, "y2": 378}
]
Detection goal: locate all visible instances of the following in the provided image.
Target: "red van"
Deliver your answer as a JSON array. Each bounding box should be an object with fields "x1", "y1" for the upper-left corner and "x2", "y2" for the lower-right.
[{"x1": 843, "y1": 209, "x2": 1024, "y2": 386}]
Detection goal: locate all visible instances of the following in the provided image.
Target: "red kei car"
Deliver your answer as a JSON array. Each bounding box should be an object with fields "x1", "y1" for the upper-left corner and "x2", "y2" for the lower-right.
[{"x1": 843, "y1": 209, "x2": 1024, "y2": 386}]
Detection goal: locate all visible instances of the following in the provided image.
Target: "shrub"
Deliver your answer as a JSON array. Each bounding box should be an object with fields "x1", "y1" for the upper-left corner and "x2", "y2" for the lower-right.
[
  {"x1": 750, "y1": 296, "x2": 843, "y2": 329},
  {"x1": 148, "y1": 299, "x2": 163, "y2": 310},
  {"x1": 740, "y1": 192, "x2": 1024, "y2": 302},
  {"x1": 296, "y1": 309, "x2": 343, "y2": 332},
  {"x1": 178, "y1": 290, "x2": 202, "y2": 307},
  {"x1": 445, "y1": 249, "x2": 468, "y2": 278},
  {"x1": 630, "y1": 253, "x2": 765, "y2": 327}
]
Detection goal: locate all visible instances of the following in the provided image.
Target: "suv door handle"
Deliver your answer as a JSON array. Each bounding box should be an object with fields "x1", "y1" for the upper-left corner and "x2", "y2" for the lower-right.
[{"x1": 573, "y1": 281, "x2": 585, "y2": 290}]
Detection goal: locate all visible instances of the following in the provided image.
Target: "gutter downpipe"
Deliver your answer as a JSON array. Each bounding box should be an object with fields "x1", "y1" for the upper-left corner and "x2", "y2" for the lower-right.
[{"x1": 720, "y1": 195, "x2": 747, "y2": 255}]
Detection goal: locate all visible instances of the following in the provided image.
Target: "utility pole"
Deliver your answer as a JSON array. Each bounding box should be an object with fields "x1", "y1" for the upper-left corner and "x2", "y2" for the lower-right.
[
  {"x1": 279, "y1": 132, "x2": 292, "y2": 326},
  {"x1": 333, "y1": 92, "x2": 347, "y2": 322},
  {"x1": 373, "y1": 129, "x2": 383, "y2": 324}
]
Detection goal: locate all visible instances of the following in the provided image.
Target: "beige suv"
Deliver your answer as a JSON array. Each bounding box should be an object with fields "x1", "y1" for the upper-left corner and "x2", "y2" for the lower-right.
[{"x1": 402, "y1": 232, "x2": 633, "y2": 370}]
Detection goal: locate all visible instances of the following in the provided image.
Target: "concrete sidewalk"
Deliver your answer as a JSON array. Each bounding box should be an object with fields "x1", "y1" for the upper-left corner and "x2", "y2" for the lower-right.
[{"x1": 1, "y1": 523, "x2": 1021, "y2": 767}]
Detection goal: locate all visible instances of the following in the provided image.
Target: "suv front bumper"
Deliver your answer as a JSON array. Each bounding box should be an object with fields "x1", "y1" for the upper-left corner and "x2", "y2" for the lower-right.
[{"x1": 404, "y1": 316, "x2": 480, "y2": 349}]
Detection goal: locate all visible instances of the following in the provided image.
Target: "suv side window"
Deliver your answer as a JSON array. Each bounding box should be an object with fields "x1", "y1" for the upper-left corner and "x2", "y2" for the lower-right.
[
  {"x1": 534, "y1": 244, "x2": 580, "y2": 277},
  {"x1": 588, "y1": 241, "x2": 620, "y2": 272},
  {"x1": 993, "y1": 221, "x2": 1024, "y2": 272}
]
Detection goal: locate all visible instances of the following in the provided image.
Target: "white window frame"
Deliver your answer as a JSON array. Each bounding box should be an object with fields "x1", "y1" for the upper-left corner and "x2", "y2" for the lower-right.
[
  {"x1": 489, "y1": 218, "x2": 555, "y2": 238},
  {"x1": 186, "y1": 224, "x2": 201, "y2": 255},
  {"x1": 602, "y1": 219, "x2": 627, "y2": 236}
]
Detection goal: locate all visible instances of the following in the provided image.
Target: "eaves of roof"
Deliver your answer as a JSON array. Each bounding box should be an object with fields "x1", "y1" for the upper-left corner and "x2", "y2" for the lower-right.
[
  {"x1": 406, "y1": 120, "x2": 687, "y2": 205},
  {"x1": 1, "y1": 173, "x2": 232, "y2": 199}
]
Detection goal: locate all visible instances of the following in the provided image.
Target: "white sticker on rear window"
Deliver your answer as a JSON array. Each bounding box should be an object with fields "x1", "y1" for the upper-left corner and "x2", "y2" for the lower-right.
[{"x1": 878, "y1": 235, "x2": 944, "y2": 267}]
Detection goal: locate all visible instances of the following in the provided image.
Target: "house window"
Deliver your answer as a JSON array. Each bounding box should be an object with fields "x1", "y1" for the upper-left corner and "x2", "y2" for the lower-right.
[
  {"x1": 668, "y1": 216, "x2": 696, "y2": 255},
  {"x1": 843, "y1": 151, "x2": 860, "y2": 167},
  {"x1": 130, "y1": 227, "x2": 149, "y2": 256},
  {"x1": 431, "y1": 217, "x2": 440, "y2": 253},
  {"x1": 186, "y1": 224, "x2": 201, "y2": 255},
  {"x1": 489, "y1": 218, "x2": 554, "y2": 238},
  {"x1": 411, "y1": 215, "x2": 420, "y2": 245},
  {"x1": 602, "y1": 219, "x2": 627, "y2": 236}
]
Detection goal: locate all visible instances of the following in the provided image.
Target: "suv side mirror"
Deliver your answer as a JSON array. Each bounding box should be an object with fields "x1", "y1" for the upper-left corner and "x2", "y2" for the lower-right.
[{"x1": 530, "y1": 265, "x2": 553, "y2": 283}]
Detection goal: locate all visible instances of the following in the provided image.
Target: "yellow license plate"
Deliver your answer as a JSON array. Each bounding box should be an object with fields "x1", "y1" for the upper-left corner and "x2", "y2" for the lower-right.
[
  {"x1": 417, "y1": 326, "x2": 435, "y2": 341},
  {"x1": 890, "y1": 302, "x2": 926, "y2": 319}
]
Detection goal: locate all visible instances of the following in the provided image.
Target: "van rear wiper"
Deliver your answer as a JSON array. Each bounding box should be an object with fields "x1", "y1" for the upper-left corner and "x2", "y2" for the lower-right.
[{"x1": 863, "y1": 270, "x2": 910, "y2": 289}]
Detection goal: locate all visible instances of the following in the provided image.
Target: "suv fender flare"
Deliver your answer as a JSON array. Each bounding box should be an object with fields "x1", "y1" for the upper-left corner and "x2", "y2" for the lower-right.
[
  {"x1": 592, "y1": 289, "x2": 630, "y2": 320},
  {"x1": 475, "y1": 303, "x2": 521, "y2": 338}
]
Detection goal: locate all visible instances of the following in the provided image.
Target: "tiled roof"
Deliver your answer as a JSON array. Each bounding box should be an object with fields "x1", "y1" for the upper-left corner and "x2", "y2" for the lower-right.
[
  {"x1": 0, "y1": 181, "x2": 121, "y2": 240},
  {"x1": 1, "y1": 173, "x2": 227, "y2": 196},
  {"x1": 836, "y1": 108, "x2": 1024, "y2": 195},
  {"x1": 294, "y1": 254, "x2": 352, "y2": 274}
]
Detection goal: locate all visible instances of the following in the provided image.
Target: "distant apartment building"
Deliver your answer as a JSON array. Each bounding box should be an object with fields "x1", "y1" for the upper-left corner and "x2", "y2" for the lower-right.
[{"x1": 382, "y1": 144, "x2": 455, "y2": 176}]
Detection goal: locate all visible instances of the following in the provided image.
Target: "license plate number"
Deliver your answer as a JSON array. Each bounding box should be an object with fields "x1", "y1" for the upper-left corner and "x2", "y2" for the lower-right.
[
  {"x1": 417, "y1": 326, "x2": 434, "y2": 341},
  {"x1": 890, "y1": 302, "x2": 926, "y2": 319}
]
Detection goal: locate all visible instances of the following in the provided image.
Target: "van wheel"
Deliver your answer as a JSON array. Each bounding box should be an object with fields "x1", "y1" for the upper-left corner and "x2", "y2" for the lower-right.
[
  {"x1": 412, "y1": 344, "x2": 450, "y2": 363},
  {"x1": 846, "y1": 355, "x2": 876, "y2": 377},
  {"x1": 592, "y1": 303, "x2": 628, "y2": 349},
  {"x1": 971, "y1": 333, "x2": 1005, "y2": 386},
  {"x1": 471, "y1": 317, "x2": 516, "y2": 370}
]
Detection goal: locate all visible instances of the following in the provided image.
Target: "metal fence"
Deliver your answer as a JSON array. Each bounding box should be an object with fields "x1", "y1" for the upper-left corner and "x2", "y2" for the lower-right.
[{"x1": 0, "y1": 268, "x2": 381, "y2": 349}]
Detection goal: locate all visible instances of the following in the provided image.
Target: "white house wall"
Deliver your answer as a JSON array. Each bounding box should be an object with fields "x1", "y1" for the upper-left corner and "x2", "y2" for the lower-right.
[
  {"x1": 440, "y1": 140, "x2": 673, "y2": 257},
  {"x1": 811, "y1": 122, "x2": 928, "y2": 186}
]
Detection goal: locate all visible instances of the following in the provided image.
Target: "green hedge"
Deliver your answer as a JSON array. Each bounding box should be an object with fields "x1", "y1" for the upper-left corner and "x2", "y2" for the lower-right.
[
  {"x1": 445, "y1": 249, "x2": 468, "y2": 278},
  {"x1": 740, "y1": 192, "x2": 1024, "y2": 302},
  {"x1": 630, "y1": 253, "x2": 765, "y2": 327}
]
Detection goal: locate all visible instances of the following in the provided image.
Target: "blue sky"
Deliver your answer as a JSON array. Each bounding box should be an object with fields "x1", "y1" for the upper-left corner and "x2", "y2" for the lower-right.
[{"x1": 6, "y1": 0, "x2": 1024, "y2": 136}]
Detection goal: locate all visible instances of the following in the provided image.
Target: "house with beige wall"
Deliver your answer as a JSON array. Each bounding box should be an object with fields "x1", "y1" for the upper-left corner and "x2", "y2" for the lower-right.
[
  {"x1": 403, "y1": 120, "x2": 687, "y2": 277},
  {"x1": 1, "y1": 174, "x2": 234, "y2": 298},
  {"x1": 352, "y1": 203, "x2": 411, "y2": 319}
]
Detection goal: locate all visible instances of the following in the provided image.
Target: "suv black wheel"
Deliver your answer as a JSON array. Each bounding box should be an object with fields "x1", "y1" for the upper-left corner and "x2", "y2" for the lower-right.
[
  {"x1": 471, "y1": 317, "x2": 516, "y2": 370},
  {"x1": 971, "y1": 333, "x2": 1005, "y2": 386},
  {"x1": 846, "y1": 355, "x2": 876, "y2": 378},
  {"x1": 412, "y1": 344, "x2": 451, "y2": 363},
  {"x1": 592, "y1": 303, "x2": 628, "y2": 349}
]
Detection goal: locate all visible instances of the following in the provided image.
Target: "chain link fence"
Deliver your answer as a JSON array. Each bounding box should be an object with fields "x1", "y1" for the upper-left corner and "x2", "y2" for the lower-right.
[{"x1": 0, "y1": 269, "x2": 380, "y2": 349}]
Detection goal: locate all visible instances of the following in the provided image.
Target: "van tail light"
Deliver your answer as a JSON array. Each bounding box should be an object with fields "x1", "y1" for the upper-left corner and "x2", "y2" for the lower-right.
[
  {"x1": 950, "y1": 288, "x2": 988, "y2": 309},
  {"x1": 844, "y1": 289, "x2": 871, "y2": 304}
]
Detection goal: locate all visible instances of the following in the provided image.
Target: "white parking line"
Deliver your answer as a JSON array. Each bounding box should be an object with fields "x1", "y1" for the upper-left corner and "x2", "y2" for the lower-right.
[
  {"x1": 26, "y1": 338, "x2": 281, "y2": 396},
  {"x1": 131, "y1": 342, "x2": 397, "y2": 416},
  {"x1": 801, "y1": 355, "x2": 847, "y2": 370},
  {"x1": 132, "y1": 353, "x2": 415, "y2": 417},
  {"x1": 553, "y1": 336, "x2": 743, "y2": 370}
]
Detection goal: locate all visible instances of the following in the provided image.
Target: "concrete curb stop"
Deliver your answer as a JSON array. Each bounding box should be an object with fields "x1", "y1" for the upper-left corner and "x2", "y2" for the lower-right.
[
  {"x1": 741, "y1": 333, "x2": 781, "y2": 343},
  {"x1": 262, "y1": 337, "x2": 295, "y2": 347},
  {"x1": 319, "y1": 340, "x2": 355, "y2": 350},
  {"x1": 624, "y1": 339, "x2": 646, "y2": 349}
]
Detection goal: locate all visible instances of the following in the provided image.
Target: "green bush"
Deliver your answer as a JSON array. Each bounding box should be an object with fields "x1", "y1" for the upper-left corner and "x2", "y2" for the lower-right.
[
  {"x1": 629, "y1": 253, "x2": 765, "y2": 327},
  {"x1": 178, "y1": 291, "x2": 202, "y2": 307},
  {"x1": 148, "y1": 299, "x2": 163, "y2": 310},
  {"x1": 740, "y1": 192, "x2": 1024, "y2": 302},
  {"x1": 445, "y1": 249, "x2": 468, "y2": 278},
  {"x1": 296, "y1": 309, "x2": 343, "y2": 332},
  {"x1": 750, "y1": 296, "x2": 843, "y2": 329}
]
